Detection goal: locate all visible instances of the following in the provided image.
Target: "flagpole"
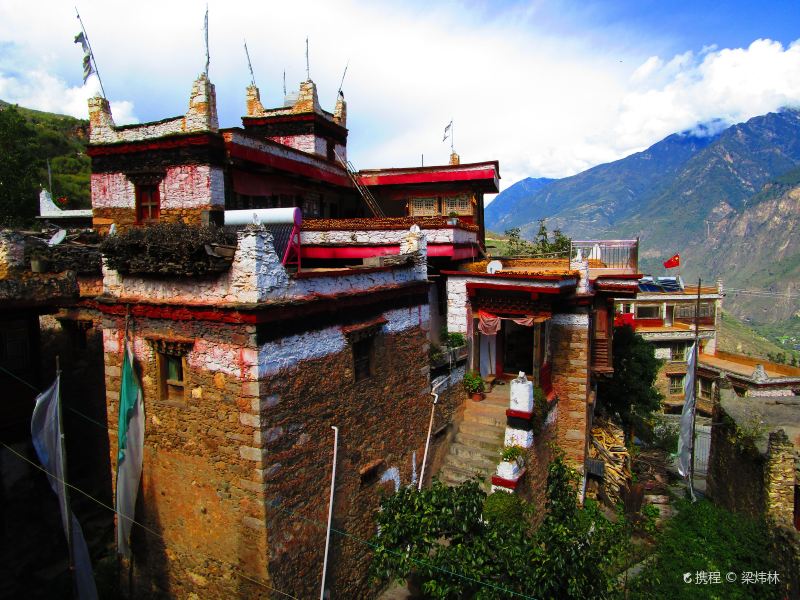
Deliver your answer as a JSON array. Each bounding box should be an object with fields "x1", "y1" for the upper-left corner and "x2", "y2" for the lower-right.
[
  {"x1": 55, "y1": 355, "x2": 77, "y2": 588},
  {"x1": 689, "y1": 279, "x2": 702, "y2": 501},
  {"x1": 75, "y1": 8, "x2": 107, "y2": 99}
]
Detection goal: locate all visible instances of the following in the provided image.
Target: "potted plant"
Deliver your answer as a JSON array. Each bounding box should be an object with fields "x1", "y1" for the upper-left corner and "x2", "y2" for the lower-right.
[
  {"x1": 497, "y1": 445, "x2": 525, "y2": 479},
  {"x1": 463, "y1": 371, "x2": 485, "y2": 401},
  {"x1": 447, "y1": 211, "x2": 459, "y2": 226}
]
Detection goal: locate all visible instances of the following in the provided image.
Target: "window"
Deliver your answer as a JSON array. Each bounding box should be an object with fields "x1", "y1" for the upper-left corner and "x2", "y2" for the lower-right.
[
  {"x1": 675, "y1": 302, "x2": 715, "y2": 320},
  {"x1": 699, "y1": 377, "x2": 713, "y2": 400},
  {"x1": 148, "y1": 337, "x2": 193, "y2": 404},
  {"x1": 444, "y1": 194, "x2": 472, "y2": 216},
  {"x1": 159, "y1": 353, "x2": 185, "y2": 403},
  {"x1": 669, "y1": 375, "x2": 685, "y2": 395},
  {"x1": 670, "y1": 342, "x2": 689, "y2": 362},
  {"x1": 635, "y1": 304, "x2": 661, "y2": 319},
  {"x1": 410, "y1": 197, "x2": 438, "y2": 216},
  {"x1": 136, "y1": 184, "x2": 160, "y2": 224},
  {"x1": 353, "y1": 337, "x2": 373, "y2": 381}
]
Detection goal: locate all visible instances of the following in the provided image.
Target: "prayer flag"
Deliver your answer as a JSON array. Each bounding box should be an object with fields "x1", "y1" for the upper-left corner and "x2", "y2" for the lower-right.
[
  {"x1": 31, "y1": 376, "x2": 98, "y2": 600},
  {"x1": 677, "y1": 343, "x2": 697, "y2": 479},
  {"x1": 116, "y1": 341, "x2": 145, "y2": 558},
  {"x1": 443, "y1": 120, "x2": 452, "y2": 142}
]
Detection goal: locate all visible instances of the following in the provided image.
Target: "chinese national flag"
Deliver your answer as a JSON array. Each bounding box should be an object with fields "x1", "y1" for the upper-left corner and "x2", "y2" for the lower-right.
[{"x1": 663, "y1": 253, "x2": 680, "y2": 269}]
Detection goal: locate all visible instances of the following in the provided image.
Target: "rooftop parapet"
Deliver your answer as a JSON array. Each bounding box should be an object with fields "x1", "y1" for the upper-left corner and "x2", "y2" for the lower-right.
[
  {"x1": 88, "y1": 73, "x2": 219, "y2": 145},
  {"x1": 100, "y1": 225, "x2": 428, "y2": 307}
]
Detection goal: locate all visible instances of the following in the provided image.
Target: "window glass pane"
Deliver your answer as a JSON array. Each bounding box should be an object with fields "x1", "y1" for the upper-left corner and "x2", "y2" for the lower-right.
[
  {"x1": 636, "y1": 305, "x2": 661, "y2": 319},
  {"x1": 444, "y1": 195, "x2": 472, "y2": 215},
  {"x1": 410, "y1": 197, "x2": 438, "y2": 216},
  {"x1": 167, "y1": 356, "x2": 183, "y2": 382}
]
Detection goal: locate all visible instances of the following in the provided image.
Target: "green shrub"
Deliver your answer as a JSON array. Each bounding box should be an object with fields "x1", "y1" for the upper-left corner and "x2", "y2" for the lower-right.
[
  {"x1": 652, "y1": 415, "x2": 680, "y2": 453},
  {"x1": 483, "y1": 491, "x2": 529, "y2": 526},
  {"x1": 629, "y1": 499, "x2": 781, "y2": 599},
  {"x1": 463, "y1": 371, "x2": 484, "y2": 394},
  {"x1": 500, "y1": 445, "x2": 524, "y2": 462},
  {"x1": 445, "y1": 332, "x2": 466, "y2": 347}
]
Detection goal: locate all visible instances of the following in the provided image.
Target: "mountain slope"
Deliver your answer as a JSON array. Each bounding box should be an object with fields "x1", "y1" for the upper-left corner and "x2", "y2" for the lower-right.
[
  {"x1": 486, "y1": 130, "x2": 717, "y2": 235},
  {"x1": 485, "y1": 176, "x2": 554, "y2": 229},
  {"x1": 486, "y1": 109, "x2": 800, "y2": 324},
  {"x1": 0, "y1": 100, "x2": 90, "y2": 224}
]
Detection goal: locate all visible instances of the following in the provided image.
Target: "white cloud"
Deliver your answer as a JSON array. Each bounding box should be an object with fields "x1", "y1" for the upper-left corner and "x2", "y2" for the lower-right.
[
  {"x1": 0, "y1": 69, "x2": 138, "y2": 124},
  {"x1": 1, "y1": 1, "x2": 799, "y2": 192}
]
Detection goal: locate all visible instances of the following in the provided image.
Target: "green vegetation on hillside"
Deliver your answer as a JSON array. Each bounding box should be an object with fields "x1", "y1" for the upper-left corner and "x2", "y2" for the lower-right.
[
  {"x1": 718, "y1": 311, "x2": 799, "y2": 363},
  {"x1": 753, "y1": 315, "x2": 800, "y2": 361},
  {"x1": 0, "y1": 101, "x2": 90, "y2": 226}
]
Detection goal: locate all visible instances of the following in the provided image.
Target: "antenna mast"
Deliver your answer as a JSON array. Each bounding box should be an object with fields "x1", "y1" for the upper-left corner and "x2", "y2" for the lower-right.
[
  {"x1": 243, "y1": 39, "x2": 256, "y2": 86},
  {"x1": 337, "y1": 60, "x2": 349, "y2": 97},
  {"x1": 305, "y1": 37, "x2": 310, "y2": 80},
  {"x1": 204, "y1": 5, "x2": 210, "y2": 76}
]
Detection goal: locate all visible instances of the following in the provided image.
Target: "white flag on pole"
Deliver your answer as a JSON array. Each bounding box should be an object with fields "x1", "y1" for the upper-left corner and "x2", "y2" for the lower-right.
[
  {"x1": 31, "y1": 376, "x2": 98, "y2": 600},
  {"x1": 677, "y1": 343, "x2": 697, "y2": 478}
]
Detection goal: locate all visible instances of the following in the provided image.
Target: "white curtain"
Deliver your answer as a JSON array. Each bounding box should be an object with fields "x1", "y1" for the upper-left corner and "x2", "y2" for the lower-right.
[{"x1": 479, "y1": 334, "x2": 497, "y2": 378}]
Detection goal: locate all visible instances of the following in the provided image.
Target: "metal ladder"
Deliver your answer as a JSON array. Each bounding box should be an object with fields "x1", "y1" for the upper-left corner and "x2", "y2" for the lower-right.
[{"x1": 335, "y1": 150, "x2": 385, "y2": 217}]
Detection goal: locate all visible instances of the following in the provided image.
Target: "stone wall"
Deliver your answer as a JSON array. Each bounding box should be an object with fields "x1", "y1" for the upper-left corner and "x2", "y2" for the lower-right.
[
  {"x1": 102, "y1": 315, "x2": 270, "y2": 598},
  {"x1": 255, "y1": 320, "x2": 432, "y2": 598},
  {"x1": 764, "y1": 430, "x2": 797, "y2": 527},
  {"x1": 550, "y1": 314, "x2": 590, "y2": 467},
  {"x1": 517, "y1": 407, "x2": 558, "y2": 525},
  {"x1": 100, "y1": 293, "x2": 433, "y2": 597},
  {"x1": 707, "y1": 407, "x2": 767, "y2": 519}
]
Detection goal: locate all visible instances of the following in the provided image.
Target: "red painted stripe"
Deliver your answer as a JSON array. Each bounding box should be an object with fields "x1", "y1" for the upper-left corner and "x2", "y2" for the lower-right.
[
  {"x1": 86, "y1": 133, "x2": 221, "y2": 156},
  {"x1": 491, "y1": 468, "x2": 526, "y2": 489},
  {"x1": 465, "y1": 281, "x2": 572, "y2": 294},
  {"x1": 506, "y1": 409, "x2": 533, "y2": 420},
  {"x1": 359, "y1": 168, "x2": 498, "y2": 188},
  {"x1": 300, "y1": 243, "x2": 480, "y2": 260},
  {"x1": 227, "y1": 143, "x2": 350, "y2": 187}
]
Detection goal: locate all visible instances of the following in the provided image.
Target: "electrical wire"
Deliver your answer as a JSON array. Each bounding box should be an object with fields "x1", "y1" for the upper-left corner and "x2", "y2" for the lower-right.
[
  {"x1": 0, "y1": 441, "x2": 300, "y2": 600},
  {"x1": 1, "y1": 368, "x2": 537, "y2": 598}
]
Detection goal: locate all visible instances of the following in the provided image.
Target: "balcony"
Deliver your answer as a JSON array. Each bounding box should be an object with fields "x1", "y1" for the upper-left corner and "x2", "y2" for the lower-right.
[{"x1": 571, "y1": 239, "x2": 639, "y2": 276}]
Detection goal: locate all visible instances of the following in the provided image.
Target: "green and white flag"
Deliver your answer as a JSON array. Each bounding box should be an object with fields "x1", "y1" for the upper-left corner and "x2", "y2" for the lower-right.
[
  {"x1": 116, "y1": 340, "x2": 145, "y2": 558},
  {"x1": 74, "y1": 32, "x2": 95, "y2": 84}
]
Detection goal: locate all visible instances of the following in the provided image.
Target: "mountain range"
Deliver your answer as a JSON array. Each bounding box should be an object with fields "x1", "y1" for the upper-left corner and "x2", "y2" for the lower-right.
[{"x1": 486, "y1": 109, "x2": 800, "y2": 325}]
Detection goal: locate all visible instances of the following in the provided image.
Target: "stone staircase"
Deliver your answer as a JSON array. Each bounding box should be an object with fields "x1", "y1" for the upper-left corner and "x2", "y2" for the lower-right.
[{"x1": 438, "y1": 386, "x2": 507, "y2": 489}]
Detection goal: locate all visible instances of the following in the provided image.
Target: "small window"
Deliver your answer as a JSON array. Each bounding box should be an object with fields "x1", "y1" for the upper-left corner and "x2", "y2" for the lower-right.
[
  {"x1": 443, "y1": 194, "x2": 472, "y2": 216},
  {"x1": 159, "y1": 353, "x2": 185, "y2": 403},
  {"x1": 635, "y1": 304, "x2": 661, "y2": 319},
  {"x1": 136, "y1": 184, "x2": 160, "y2": 224},
  {"x1": 353, "y1": 337, "x2": 373, "y2": 381},
  {"x1": 409, "y1": 197, "x2": 438, "y2": 217},
  {"x1": 669, "y1": 375, "x2": 685, "y2": 395},
  {"x1": 670, "y1": 342, "x2": 688, "y2": 362},
  {"x1": 699, "y1": 377, "x2": 713, "y2": 400}
]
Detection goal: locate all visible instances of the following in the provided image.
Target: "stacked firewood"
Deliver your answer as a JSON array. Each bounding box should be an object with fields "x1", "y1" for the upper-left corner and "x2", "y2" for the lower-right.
[{"x1": 589, "y1": 419, "x2": 631, "y2": 505}]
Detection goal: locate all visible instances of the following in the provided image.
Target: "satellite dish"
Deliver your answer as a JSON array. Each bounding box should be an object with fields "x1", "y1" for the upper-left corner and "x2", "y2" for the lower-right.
[
  {"x1": 47, "y1": 229, "x2": 66, "y2": 247},
  {"x1": 410, "y1": 224, "x2": 421, "y2": 233},
  {"x1": 486, "y1": 260, "x2": 503, "y2": 274},
  {"x1": 252, "y1": 212, "x2": 261, "y2": 225}
]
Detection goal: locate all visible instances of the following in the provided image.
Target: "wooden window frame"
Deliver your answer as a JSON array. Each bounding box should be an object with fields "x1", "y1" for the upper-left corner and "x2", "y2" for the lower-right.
[
  {"x1": 635, "y1": 304, "x2": 661, "y2": 319},
  {"x1": 669, "y1": 374, "x2": 685, "y2": 395}
]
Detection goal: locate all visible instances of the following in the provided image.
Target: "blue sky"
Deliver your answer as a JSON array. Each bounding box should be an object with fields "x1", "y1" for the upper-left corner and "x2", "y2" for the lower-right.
[{"x1": 2, "y1": 0, "x2": 800, "y2": 193}]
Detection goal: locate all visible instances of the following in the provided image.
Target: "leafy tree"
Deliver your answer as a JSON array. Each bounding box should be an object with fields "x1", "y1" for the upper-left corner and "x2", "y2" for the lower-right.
[
  {"x1": 504, "y1": 219, "x2": 571, "y2": 257},
  {"x1": 370, "y1": 456, "x2": 628, "y2": 599},
  {"x1": 597, "y1": 325, "x2": 663, "y2": 443},
  {"x1": 0, "y1": 105, "x2": 43, "y2": 226}
]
